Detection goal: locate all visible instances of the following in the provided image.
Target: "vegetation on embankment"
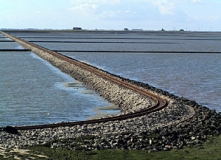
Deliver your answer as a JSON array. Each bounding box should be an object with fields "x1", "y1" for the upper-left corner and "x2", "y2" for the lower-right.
[{"x1": 1, "y1": 134, "x2": 221, "y2": 160}]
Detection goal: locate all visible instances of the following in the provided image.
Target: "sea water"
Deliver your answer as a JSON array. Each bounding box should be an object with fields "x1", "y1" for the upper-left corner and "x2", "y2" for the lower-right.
[
  {"x1": 1, "y1": 31, "x2": 221, "y2": 126},
  {"x1": 0, "y1": 44, "x2": 117, "y2": 126}
]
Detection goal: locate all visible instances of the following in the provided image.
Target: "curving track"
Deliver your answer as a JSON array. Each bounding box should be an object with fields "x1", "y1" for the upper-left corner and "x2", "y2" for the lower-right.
[{"x1": 1, "y1": 31, "x2": 168, "y2": 130}]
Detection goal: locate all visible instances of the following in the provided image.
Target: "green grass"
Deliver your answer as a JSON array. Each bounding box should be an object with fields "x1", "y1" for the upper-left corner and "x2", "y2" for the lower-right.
[{"x1": 1, "y1": 135, "x2": 221, "y2": 160}]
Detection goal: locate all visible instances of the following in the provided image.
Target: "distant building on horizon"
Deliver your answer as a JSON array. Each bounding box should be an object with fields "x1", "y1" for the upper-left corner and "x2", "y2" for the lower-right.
[
  {"x1": 73, "y1": 27, "x2": 82, "y2": 30},
  {"x1": 124, "y1": 28, "x2": 129, "y2": 31}
]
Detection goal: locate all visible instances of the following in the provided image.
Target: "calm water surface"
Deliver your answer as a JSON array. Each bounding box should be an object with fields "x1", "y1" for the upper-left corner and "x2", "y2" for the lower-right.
[
  {"x1": 1, "y1": 31, "x2": 221, "y2": 126},
  {"x1": 63, "y1": 52, "x2": 221, "y2": 112},
  {"x1": 0, "y1": 35, "x2": 116, "y2": 126}
]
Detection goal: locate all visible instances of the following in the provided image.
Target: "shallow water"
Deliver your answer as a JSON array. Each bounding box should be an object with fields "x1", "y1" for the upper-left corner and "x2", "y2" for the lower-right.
[
  {"x1": 1, "y1": 31, "x2": 221, "y2": 126},
  {"x1": 18, "y1": 31, "x2": 221, "y2": 52},
  {"x1": 0, "y1": 43, "x2": 117, "y2": 126},
  {"x1": 63, "y1": 52, "x2": 221, "y2": 112},
  {"x1": 15, "y1": 31, "x2": 221, "y2": 111}
]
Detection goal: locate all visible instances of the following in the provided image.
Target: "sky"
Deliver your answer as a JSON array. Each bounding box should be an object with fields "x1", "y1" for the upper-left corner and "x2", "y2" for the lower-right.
[{"x1": 0, "y1": 0, "x2": 221, "y2": 31}]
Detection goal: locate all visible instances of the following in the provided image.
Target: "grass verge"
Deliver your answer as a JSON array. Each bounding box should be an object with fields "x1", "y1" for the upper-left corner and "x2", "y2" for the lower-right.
[{"x1": 1, "y1": 135, "x2": 221, "y2": 160}]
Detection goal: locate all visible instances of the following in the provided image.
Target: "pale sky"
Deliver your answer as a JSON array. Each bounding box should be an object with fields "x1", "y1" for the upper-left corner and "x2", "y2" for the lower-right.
[{"x1": 0, "y1": 0, "x2": 221, "y2": 31}]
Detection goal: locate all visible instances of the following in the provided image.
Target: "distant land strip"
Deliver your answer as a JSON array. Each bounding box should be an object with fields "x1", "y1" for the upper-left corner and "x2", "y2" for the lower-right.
[
  {"x1": 55, "y1": 50, "x2": 221, "y2": 54},
  {"x1": 29, "y1": 41, "x2": 177, "y2": 44},
  {"x1": 17, "y1": 36, "x2": 221, "y2": 41},
  {"x1": 0, "y1": 40, "x2": 14, "y2": 42},
  {"x1": 19, "y1": 36, "x2": 160, "y2": 39},
  {"x1": 0, "y1": 49, "x2": 31, "y2": 52}
]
